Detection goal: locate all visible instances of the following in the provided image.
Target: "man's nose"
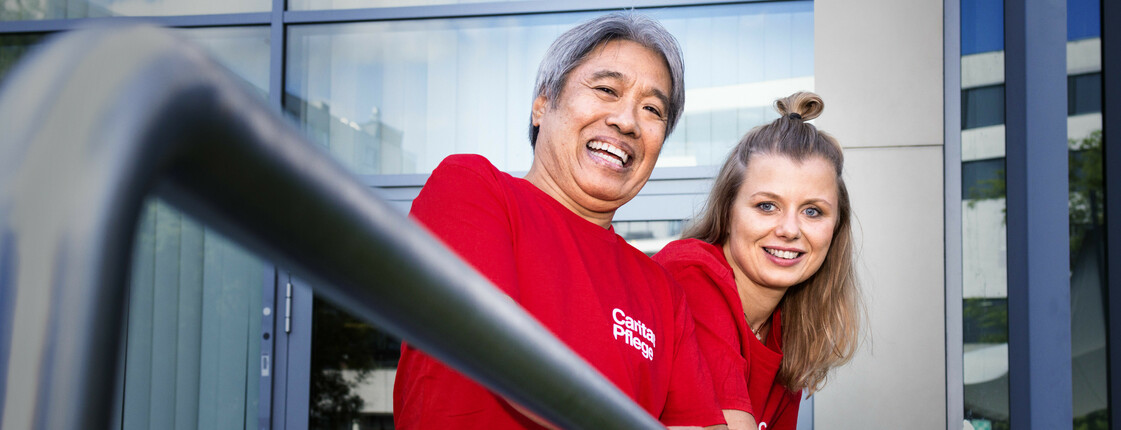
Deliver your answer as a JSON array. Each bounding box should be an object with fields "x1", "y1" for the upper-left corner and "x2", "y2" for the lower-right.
[{"x1": 605, "y1": 100, "x2": 640, "y2": 137}]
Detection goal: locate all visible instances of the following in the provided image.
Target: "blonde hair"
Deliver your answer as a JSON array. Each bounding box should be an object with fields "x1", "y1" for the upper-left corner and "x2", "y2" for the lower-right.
[{"x1": 683, "y1": 91, "x2": 861, "y2": 394}]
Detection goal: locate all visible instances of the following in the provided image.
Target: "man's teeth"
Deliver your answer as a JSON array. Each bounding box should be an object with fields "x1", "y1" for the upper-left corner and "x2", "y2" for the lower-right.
[
  {"x1": 766, "y1": 248, "x2": 800, "y2": 259},
  {"x1": 588, "y1": 141, "x2": 629, "y2": 164},
  {"x1": 591, "y1": 151, "x2": 624, "y2": 167}
]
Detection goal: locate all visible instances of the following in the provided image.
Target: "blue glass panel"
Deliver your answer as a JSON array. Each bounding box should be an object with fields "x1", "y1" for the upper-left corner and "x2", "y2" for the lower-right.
[
  {"x1": 1068, "y1": 0, "x2": 1101, "y2": 41},
  {"x1": 962, "y1": 0, "x2": 1003, "y2": 55}
]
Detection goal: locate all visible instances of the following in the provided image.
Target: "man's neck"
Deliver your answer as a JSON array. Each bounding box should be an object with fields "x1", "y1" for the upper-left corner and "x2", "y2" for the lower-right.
[{"x1": 523, "y1": 166, "x2": 615, "y2": 229}]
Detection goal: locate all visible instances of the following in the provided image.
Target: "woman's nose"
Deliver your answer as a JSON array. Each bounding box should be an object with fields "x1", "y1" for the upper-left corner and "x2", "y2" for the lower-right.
[{"x1": 775, "y1": 212, "x2": 801, "y2": 240}]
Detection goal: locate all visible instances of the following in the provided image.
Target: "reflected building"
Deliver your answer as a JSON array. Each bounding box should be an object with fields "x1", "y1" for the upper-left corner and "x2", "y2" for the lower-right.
[
  {"x1": 287, "y1": 94, "x2": 413, "y2": 175},
  {"x1": 960, "y1": 0, "x2": 1104, "y2": 427}
]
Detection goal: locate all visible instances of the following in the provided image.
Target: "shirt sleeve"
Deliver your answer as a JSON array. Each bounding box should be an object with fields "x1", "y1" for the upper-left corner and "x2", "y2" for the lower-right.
[
  {"x1": 658, "y1": 284, "x2": 728, "y2": 427},
  {"x1": 770, "y1": 392, "x2": 802, "y2": 430},
  {"x1": 666, "y1": 262, "x2": 754, "y2": 416},
  {"x1": 409, "y1": 155, "x2": 519, "y2": 298}
]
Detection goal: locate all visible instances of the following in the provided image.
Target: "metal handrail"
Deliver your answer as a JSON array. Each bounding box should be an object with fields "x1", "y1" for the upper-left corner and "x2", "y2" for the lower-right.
[{"x1": 0, "y1": 25, "x2": 662, "y2": 429}]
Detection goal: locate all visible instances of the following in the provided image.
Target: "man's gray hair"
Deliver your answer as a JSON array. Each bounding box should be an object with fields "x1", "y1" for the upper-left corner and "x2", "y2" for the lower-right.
[{"x1": 529, "y1": 12, "x2": 685, "y2": 148}]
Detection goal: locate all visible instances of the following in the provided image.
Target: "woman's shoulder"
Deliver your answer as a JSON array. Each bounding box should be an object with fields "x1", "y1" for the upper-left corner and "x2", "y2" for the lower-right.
[
  {"x1": 655, "y1": 238, "x2": 723, "y2": 266},
  {"x1": 653, "y1": 239, "x2": 730, "y2": 279}
]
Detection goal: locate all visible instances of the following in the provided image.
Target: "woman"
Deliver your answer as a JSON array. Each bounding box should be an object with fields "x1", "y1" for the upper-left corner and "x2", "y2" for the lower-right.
[{"x1": 653, "y1": 91, "x2": 861, "y2": 430}]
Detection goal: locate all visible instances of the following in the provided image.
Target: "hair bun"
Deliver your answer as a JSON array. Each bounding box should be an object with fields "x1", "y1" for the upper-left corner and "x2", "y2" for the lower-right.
[{"x1": 775, "y1": 91, "x2": 824, "y2": 121}]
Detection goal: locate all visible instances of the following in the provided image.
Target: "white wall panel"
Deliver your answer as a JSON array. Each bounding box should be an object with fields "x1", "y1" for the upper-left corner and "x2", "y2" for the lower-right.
[{"x1": 814, "y1": 0, "x2": 946, "y2": 427}]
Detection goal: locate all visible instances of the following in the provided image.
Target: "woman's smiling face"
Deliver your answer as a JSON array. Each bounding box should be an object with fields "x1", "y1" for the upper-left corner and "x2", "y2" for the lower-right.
[{"x1": 722, "y1": 154, "x2": 840, "y2": 292}]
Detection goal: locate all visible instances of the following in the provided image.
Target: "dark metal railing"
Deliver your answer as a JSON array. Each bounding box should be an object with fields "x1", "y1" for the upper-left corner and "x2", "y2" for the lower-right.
[{"x1": 0, "y1": 25, "x2": 661, "y2": 429}]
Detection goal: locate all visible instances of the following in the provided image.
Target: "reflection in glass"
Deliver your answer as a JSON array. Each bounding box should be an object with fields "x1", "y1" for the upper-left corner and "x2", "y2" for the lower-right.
[
  {"x1": 284, "y1": 2, "x2": 813, "y2": 175},
  {"x1": 0, "y1": 0, "x2": 269, "y2": 21},
  {"x1": 289, "y1": 0, "x2": 531, "y2": 11},
  {"x1": 310, "y1": 298, "x2": 400, "y2": 430},
  {"x1": 0, "y1": 29, "x2": 269, "y2": 92},
  {"x1": 961, "y1": 0, "x2": 1107, "y2": 428},
  {"x1": 115, "y1": 28, "x2": 269, "y2": 430},
  {"x1": 1067, "y1": 1, "x2": 1105, "y2": 428},
  {"x1": 177, "y1": 26, "x2": 271, "y2": 96},
  {"x1": 960, "y1": 0, "x2": 1008, "y2": 428},
  {"x1": 121, "y1": 200, "x2": 264, "y2": 429},
  {"x1": 613, "y1": 220, "x2": 686, "y2": 256}
]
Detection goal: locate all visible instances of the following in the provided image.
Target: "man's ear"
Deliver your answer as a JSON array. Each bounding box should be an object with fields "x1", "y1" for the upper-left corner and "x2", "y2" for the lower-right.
[{"x1": 531, "y1": 95, "x2": 548, "y2": 126}]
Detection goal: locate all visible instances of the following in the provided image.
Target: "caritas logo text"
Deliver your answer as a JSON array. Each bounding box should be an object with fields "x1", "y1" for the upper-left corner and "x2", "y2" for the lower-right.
[{"x1": 612, "y1": 308, "x2": 656, "y2": 360}]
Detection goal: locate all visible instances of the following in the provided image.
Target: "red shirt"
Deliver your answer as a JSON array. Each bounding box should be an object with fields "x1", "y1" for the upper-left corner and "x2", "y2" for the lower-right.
[
  {"x1": 393, "y1": 155, "x2": 724, "y2": 429},
  {"x1": 654, "y1": 239, "x2": 802, "y2": 430}
]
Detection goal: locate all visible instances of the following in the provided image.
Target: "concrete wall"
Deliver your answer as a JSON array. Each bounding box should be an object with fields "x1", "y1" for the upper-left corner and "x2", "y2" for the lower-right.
[{"x1": 813, "y1": 0, "x2": 947, "y2": 428}]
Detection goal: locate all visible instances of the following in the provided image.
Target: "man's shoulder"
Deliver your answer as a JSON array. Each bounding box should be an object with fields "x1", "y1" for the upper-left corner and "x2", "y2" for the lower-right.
[
  {"x1": 434, "y1": 153, "x2": 501, "y2": 176},
  {"x1": 425, "y1": 154, "x2": 519, "y2": 197}
]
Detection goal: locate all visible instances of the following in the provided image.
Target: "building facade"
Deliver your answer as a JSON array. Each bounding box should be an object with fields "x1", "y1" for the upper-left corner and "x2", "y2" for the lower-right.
[{"x1": 0, "y1": 0, "x2": 1112, "y2": 428}]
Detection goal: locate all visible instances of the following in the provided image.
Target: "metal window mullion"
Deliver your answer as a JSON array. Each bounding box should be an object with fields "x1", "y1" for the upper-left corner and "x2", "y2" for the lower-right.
[
  {"x1": 1004, "y1": 0, "x2": 1071, "y2": 429},
  {"x1": 262, "y1": 2, "x2": 287, "y2": 429},
  {"x1": 943, "y1": 0, "x2": 964, "y2": 428},
  {"x1": 1102, "y1": 0, "x2": 1121, "y2": 427},
  {"x1": 268, "y1": 0, "x2": 285, "y2": 110},
  {"x1": 256, "y1": 265, "x2": 278, "y2": 430}
]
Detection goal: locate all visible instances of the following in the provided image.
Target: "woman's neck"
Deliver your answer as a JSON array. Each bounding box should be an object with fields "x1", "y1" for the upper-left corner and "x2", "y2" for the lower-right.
[{"x1": 722, "y1": 245, "x2": 788, "y2": 332}]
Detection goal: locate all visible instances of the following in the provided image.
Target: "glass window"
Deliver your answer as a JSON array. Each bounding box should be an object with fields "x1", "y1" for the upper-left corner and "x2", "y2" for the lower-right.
[
  {"x1": 176, "y1": 26, "x2": 271, "y2": 96},
  {"x1": 1068, "y1": 73, "x2": 1102, "y2": 116},
  {"x1": 115, "y1": 26, "x2": 270, "y2": 430},
  {"x1": 284, "y1": 2, "x2": 813, "y2": 175},
  {"x1": 961, "y1": 0, "x2": 1003, "y2": 55},
  {"x1": 961, "y1": 1, "x2": 1008, "y2": 428},
  {"x1": 961, "y1": 158, "x2": 1004, "y2": 200},
  {"x1": 1, "y1": 24, "x2": 271, "y2": 430},
  {"x1": 289, "y1": 0, "x2": 532, "y2": 10},
  {"x1": 121, "y1": 200, "x2": 264, "y2": 430},
  {"x1": 1067, "y1": 1, "x2": 1105, "y2": 428},
  {"x1": 961, "y1": 1, "x2": 1107, "y2": 428},
  {"x1": 0, "y1": 0, "x2": 269, "y2": 21},
  {"x1": 310, "y1": 297, "x2": 400, "y2": 430},
  {"x1": 613, "y1": 220, "x2": 687, "y2": 256},
  {"x1": 962, "y1": 85, "x2": 1004, "y2": 130}
]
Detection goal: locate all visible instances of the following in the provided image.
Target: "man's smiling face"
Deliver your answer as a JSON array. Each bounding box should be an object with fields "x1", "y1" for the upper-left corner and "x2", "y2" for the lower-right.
[{"x1": 526, "y1": 39, "x2": 672, "y2": 226}]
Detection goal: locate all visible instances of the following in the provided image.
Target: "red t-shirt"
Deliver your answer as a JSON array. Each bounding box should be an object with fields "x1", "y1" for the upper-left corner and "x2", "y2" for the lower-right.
[
  {"x1": 653, "y1": 239, "x2": 802, "y2": 430},
  {"x1": 393, "y1": 154, "x2": 724, "y2": 429}
]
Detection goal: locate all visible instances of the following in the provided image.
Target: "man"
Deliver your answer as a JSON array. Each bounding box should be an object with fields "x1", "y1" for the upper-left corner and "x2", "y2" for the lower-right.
[{"x1": 393, "y1": 12, "x2": 726, "y2": 429}]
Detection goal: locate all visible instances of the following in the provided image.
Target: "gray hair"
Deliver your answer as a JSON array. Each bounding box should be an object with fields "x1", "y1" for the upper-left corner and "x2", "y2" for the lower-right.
[{"x1": 529, "y1": 12, "x2": 686, "y2": 148}]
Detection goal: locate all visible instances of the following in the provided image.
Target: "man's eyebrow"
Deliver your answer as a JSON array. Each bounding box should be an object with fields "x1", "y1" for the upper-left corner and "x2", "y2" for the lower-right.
[
  {"x1": 649, "y1": 88, "x2": 670, "y2": 113},
  {"x1": 589, "y1": 69, "x2": 671, "y2": 112},
  {"x1": 590, "y1": 69, "x2": 625, "y2": 81}
]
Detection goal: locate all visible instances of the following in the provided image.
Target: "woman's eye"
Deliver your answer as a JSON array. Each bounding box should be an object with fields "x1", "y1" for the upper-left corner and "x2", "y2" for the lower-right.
[
  {"x1": 644, "y1": 106, "x2": 663, "y2": 117},
  {"x1": 757, "y1": 202, "x2": 776, "y2": 212},
  {"x1": 596, "y1": 87, "x2": 616, "y2": 96},
  {"x1": 804, "y1": 207, "x2": 821, "y2": 217}
]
